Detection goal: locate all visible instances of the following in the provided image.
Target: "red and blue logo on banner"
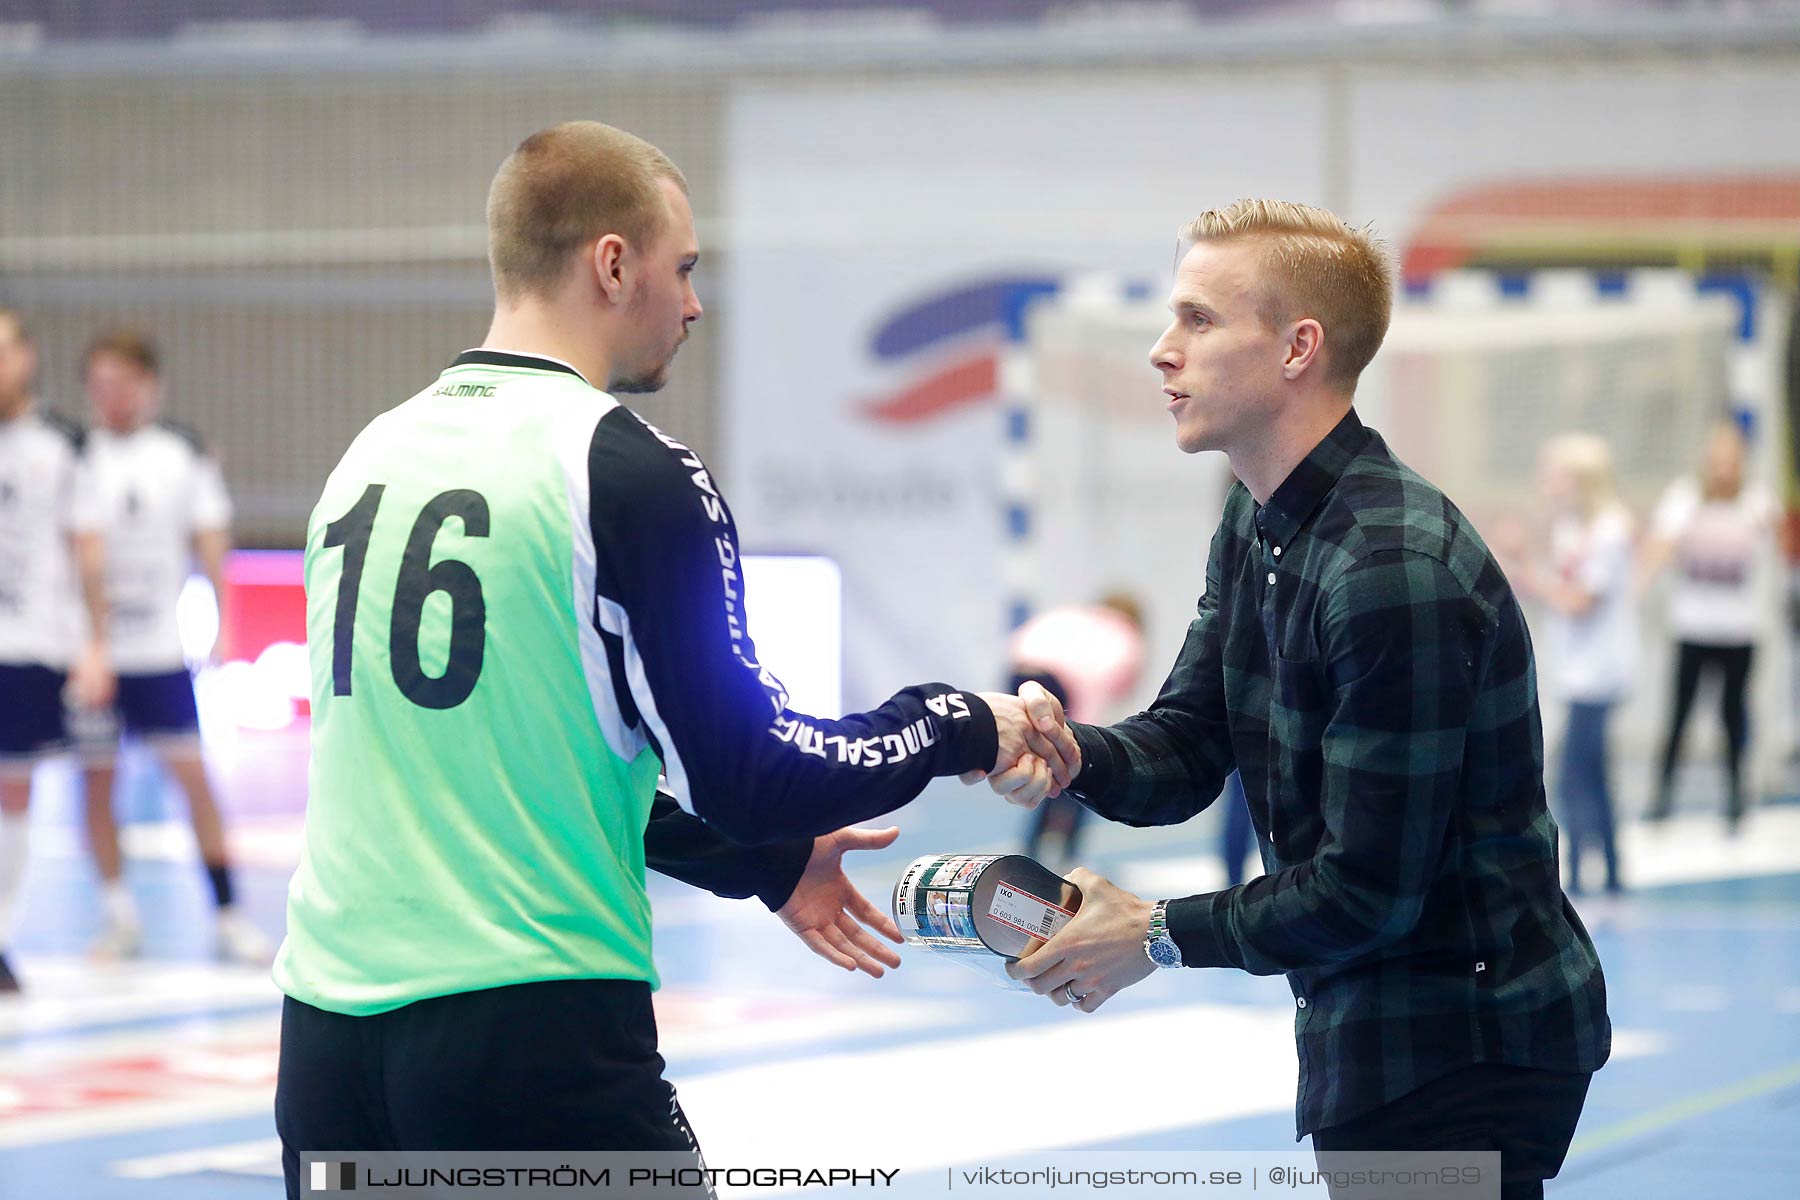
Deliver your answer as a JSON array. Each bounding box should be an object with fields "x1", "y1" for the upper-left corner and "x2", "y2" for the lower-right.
[{"x1": 862, "y1": 276, "x2": 1060, "y2": 423}]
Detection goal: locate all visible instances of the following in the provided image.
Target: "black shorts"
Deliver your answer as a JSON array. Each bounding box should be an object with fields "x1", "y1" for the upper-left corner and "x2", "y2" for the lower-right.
[
  {"x1": 0, "y1": 662, "x2": 68, "y2": 762},
  {"x1": 276, "y1": 979, "x2": 708, "y2": 1199},
  {"x1": 73, "y1": 668, "x2": 200, "y2": 749}
]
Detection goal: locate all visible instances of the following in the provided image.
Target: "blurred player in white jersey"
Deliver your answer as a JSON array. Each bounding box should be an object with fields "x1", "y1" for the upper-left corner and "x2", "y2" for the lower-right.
[
  {"x1": 75, "y1": 330, "x2": 268, "y2": 964},
  {"x1": 0, "y1": 308, "x2": 111, "y2": 991}
]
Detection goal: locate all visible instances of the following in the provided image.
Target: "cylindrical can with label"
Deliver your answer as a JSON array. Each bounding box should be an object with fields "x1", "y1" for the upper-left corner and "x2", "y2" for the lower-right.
[{"x1": 891, "y1": 853, "x2": 1082, "y2": 989}]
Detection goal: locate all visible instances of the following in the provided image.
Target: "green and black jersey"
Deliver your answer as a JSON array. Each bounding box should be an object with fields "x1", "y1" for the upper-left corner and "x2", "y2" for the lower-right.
[{"x1": 275, "y1": 350, "x2": 997, "y2": 1016}]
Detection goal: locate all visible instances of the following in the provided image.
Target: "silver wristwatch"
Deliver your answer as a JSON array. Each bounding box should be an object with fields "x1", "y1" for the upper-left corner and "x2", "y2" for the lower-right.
[{"x1": 1144, "y1": 900, "x2": 1183, "y2": 968}]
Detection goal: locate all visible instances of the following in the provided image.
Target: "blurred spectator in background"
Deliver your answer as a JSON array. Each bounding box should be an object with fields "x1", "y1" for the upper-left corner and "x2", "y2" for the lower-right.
[
  {"x1": 1641, "y1": 421, "x2": 1781, "y2": 832},
  {"x1": 1011, "y1": 593, "x2": 1145, "y2": 870},
  {"x1": 1219, "y1": 770, "x2": 1255, "y2": 888},
  {"x1": 1514, "y1": 433, "x2": 1635, "y2": 896},
  {"x1": 0, "y1": 308, "x2": 110, "y2": 993},
  {"x1": 74, "y1": 330, "x2": 268, "y2": 964}
]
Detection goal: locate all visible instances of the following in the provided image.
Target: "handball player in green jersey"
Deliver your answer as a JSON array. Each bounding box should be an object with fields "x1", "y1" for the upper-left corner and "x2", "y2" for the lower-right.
[{"x1": 273, "y1": 122, "x2": 1079, "y2": 1193}]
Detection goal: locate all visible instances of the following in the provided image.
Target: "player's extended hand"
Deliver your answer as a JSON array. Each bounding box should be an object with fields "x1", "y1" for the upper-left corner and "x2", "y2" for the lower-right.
[
  {"x1": 962, "y1": 680, "x2": 1081, "y2": 809},
  {"x1": 777, "y1": 825, "x2": 906, "y2": 978},
  {"x1": 1006, "y1": 867, "x2": 1156, "y2": 1014}
]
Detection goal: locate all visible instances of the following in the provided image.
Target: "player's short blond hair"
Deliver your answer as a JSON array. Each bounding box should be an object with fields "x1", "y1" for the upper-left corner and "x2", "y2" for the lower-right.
[
  {"x1": 486, "y1": 121, "x2": 688, "y2": 301},
  {"x1": 1180, "y1": 199, "x2": 1392, "y2": 391}
]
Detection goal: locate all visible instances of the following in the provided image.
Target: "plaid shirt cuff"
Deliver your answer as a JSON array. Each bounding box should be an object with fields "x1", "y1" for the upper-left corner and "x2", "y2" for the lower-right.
[
  {"x1": 1068, "y1": 722, "x2": 1114, "y2": 798},
  {"x1": 1165, "y1": 891, "x2": 1242, "y2": 969}
]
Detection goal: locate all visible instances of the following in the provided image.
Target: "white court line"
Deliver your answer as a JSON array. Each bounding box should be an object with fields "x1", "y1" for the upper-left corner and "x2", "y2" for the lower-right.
[
  {"x1": 0, "y1": 958, "x2": 281, "y2": 1040},
  {"x1": 111, "y1": 1137, "x2": 284, "y2": 1180}
]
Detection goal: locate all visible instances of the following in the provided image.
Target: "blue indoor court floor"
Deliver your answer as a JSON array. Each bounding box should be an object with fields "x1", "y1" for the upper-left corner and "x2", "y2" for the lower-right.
[{"x1": 2, "y1": 732, "x2": 1798, "y2": 1199}]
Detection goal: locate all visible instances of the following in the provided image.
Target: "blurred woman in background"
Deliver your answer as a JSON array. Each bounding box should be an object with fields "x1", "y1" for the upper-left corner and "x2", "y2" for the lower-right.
[
  {"x1": 1517, "y1": 434, "x2": 1637, "y2": 895},
  {"x1": 1642, "y1": 422, "x2": 1781, "y2": 832}
]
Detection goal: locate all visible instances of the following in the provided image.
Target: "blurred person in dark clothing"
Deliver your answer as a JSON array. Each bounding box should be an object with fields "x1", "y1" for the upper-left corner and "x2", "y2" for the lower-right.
[
  {"x1": 1643, "y1": 422, "x2": 1781, "y2": 831},
  {"x1": 1219, "y1": 770, "x2": 1255, "y2": 888}
]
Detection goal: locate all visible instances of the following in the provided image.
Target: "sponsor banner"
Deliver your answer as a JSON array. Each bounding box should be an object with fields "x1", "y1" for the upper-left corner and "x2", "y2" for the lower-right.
[
  {"x1": 721, "y1": 79, "x2": 1328, "y2": 709},
  {"x1": 723, "y1": 250, "x2": 1053, "y2": 708}
]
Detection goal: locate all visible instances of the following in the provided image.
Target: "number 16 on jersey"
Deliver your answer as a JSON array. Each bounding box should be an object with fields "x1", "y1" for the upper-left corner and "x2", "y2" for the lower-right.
[{"x1": 320, "y1": 483, "x2": 491, "y2": 711}]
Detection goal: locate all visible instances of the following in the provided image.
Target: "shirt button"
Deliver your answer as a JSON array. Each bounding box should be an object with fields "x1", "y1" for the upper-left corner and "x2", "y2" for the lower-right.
[
  {"x1": 1266, "y1": 572, "x2": 1277, "y2": 585},
  {"x1": 1296, "y1": 997, "x2": 1308, "y2": 1009},
  {"x1": 1273, "y1": 546, "x2": 1282, "y2": 557}
]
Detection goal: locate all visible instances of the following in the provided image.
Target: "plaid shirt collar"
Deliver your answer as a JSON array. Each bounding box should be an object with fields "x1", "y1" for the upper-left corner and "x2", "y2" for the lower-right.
[{"x1": 1253, "y1": 407, "x2": 1370, "y2": 549}]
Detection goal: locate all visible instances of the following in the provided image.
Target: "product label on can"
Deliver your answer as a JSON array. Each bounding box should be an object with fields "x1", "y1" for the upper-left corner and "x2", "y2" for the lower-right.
[
  {"x1": 916, "y1": 888, "x2": 981, "y2": 940},
  {"x1": 897, "y1": 854, "x2": 998, "y2": 943},
  {"x1": 950, "y1": 858, "x2": 986, "y2": 887},
  {"x1": 986, "y1": 881, "x2": 1074, "y2": 943}
]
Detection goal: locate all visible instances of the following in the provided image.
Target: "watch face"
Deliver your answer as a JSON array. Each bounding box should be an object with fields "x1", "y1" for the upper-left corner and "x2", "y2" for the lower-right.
[{"x1": 1149, "y1": 938, "x2": 1182, "y2": 968}]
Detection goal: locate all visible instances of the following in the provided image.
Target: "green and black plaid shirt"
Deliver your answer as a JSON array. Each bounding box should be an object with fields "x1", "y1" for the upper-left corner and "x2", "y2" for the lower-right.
[{"x1": 1069, "y1": 409, "x2": 1610, "y2": 1137}]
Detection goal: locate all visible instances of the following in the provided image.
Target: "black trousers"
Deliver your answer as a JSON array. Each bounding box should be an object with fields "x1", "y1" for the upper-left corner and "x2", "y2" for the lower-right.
[
  {"x1": 276, "y1": 978, "x2": 706, "y2": 1199},
  {"x1": 1652, "y1": 641, "x2": 1754, "y2": 823},
  {"x1": 1311, "y1": 1063, "x2": 1592, "y2": 1200}
]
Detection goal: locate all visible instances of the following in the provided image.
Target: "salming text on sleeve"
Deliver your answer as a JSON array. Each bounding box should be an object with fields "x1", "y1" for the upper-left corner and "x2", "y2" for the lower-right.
[{"x1": 586, "y1": 405, "x2": 996, "y2": 844}]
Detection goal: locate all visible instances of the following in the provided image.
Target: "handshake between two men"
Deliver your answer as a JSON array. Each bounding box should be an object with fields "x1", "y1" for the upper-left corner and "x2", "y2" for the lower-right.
[{"x1": 967, "y1": 679, "x2": 1083, "y2": 809}]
